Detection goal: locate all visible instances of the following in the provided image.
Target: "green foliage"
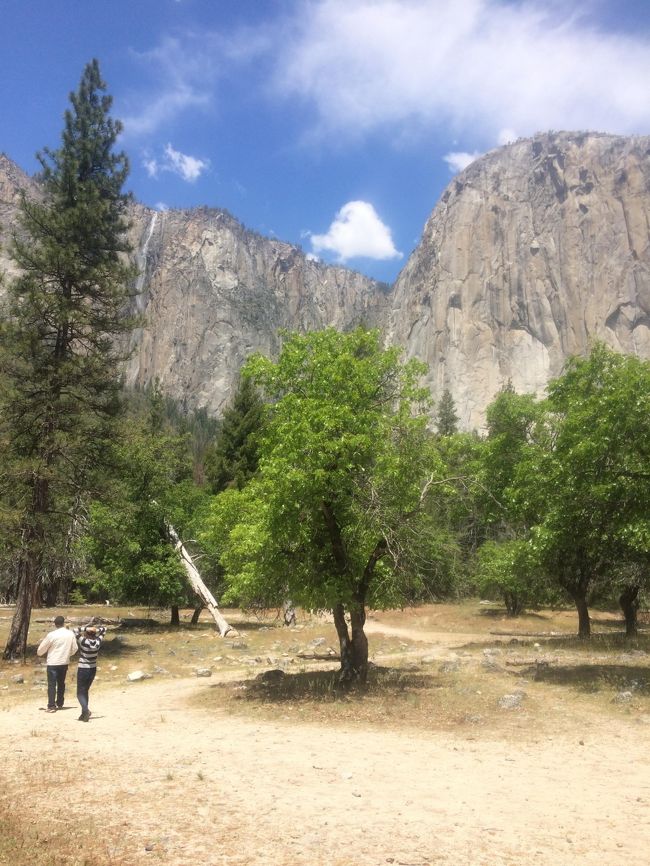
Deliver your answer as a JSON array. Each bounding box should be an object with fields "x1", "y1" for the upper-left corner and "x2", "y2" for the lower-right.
[
  {"x1": 435, "y1": 388, "x2": 459, "y2": 436},
  {"x1": 81, "y1": 399, "x2": 213, "y2": 607},
  {"x1": 490, "y1": 345, "x2": 650, "y2": 633},
  {"x1": 475, "y1": 539, "x2": 554, "y2": 615},
  {"x1": 204, "y1": 375, "x2": 264, "y2": 492},
  {"x1": 201, "y1": 328, "x2": 453, "y2": 619}
]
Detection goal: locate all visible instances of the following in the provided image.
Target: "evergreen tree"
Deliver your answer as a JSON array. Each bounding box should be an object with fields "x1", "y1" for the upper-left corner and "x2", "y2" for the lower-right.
[
  {"x1": 435, "y1": 388, "x2": 459, "y2": 436},
  {"x1": 0, "y1": 60, "x2": 135, "y2": 658},
  {"x1": 205, "y1": 375, "x2": 264, "y2": 492}
]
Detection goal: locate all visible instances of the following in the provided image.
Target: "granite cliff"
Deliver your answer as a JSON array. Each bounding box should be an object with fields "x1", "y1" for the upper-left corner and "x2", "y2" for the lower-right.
[
  {"x1": 2, "y1": 131, "x2": 650, "y2": 427},
  {"x1": 389, "y1": 132, "x2": 650, "y2": 428}
]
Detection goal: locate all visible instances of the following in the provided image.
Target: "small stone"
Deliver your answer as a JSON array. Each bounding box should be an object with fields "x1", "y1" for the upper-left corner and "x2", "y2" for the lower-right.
[
  {"x1": 126, "y1": 670, "x2": 152, "y2": 682},
  {"x1": 498, "y1": 692, "x2": 525, "y2": 710},
  {"x1": 195, "y1": 668, "x2": 212, "y2": 677},
  {"x1": 612, "y1": 690, "x2": 633, "y2": 704},
  {"x1": 10, "y1": 674, "x2": 24, "y2": 684}
]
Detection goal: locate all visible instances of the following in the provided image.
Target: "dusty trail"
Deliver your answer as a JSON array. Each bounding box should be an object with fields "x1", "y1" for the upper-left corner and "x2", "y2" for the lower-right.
[{"x1": 2, "y1": 666, "x2": 650, "y2": 866}]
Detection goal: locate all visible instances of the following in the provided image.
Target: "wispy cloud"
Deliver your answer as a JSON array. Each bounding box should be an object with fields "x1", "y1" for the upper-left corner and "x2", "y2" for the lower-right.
[
  {"x1": 310, "y1": 201, "x2": 402, "y2": 262},
  {"x1": 443, "y1": 150, "x2": 482, "y2": 173},
  {"x1": 121, "y1": 35, "x2": 224, "y2": 138},
  {"x1": 144, "y1": 144, "x2": 210, "y2": 182},
  {"x1": 268, "y1": 0, "x2": 650, "y2": 144}
]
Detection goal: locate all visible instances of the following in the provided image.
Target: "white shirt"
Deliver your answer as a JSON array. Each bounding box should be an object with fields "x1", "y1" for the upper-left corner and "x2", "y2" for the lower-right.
[{"x1": 37, "y1": 627, "x2": 78, "y2": 665}]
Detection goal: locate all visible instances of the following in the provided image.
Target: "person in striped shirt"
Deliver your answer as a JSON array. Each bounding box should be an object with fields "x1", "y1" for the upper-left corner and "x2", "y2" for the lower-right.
[{"x1": 73, "y1": 624, "x2": 106, "y2": 722}]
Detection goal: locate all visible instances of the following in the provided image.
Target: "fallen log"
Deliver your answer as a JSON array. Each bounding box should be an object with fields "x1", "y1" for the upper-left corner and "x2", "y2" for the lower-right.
[{"x1": 166, "y1": 523, "x2": 235, "y2": 637}]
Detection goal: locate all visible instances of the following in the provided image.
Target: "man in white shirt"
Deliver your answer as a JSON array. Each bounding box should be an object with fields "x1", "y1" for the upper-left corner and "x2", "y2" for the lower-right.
[{"x1": 37, "y1": 616, "x2": 78, "y2": 712}]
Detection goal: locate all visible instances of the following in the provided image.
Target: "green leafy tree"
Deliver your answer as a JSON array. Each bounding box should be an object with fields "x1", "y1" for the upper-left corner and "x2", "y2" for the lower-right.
[
  {"x1": 1, "y1": 60, "x2": 136, "y2": 658},
  {"x1": 81, "y1": 410, "x2": 211, "y2": 619},
  {"x1": 201, "y1": 328, "x2": 452, "y2": 681},
  {"x1": 514, "y1": 345, "x2": 650, "y2": 637},
  {"x1": 471, "y1": 387, "x2": 547, "y2": 613}
]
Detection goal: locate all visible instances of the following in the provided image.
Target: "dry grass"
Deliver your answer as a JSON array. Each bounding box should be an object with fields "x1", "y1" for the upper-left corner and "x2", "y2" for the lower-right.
[
  {"x1": 2, "y1": 600, "x2": 649, "y2": 733},
  {"x1": 2, "y1": 600, "x2": 650, "y2": 866}
]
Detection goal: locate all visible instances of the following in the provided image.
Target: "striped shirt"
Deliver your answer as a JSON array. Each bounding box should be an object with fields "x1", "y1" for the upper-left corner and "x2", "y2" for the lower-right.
[{"x1": 74, "y1": 627, "x2": 106, "y2": 669}]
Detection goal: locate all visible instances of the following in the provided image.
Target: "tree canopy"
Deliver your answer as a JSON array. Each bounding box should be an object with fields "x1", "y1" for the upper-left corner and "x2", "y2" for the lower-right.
[{"x1": 201, "y1": 327, "x2": 454, "y2": 680}]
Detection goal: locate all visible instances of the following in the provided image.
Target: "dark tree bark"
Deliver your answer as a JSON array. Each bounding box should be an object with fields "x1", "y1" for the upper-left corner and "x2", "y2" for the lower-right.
[
  {"x1": 3, "y1": 559, "x2": 37, "y2": 661},
  {"x1": 572, "y1": 591, "x2": 591, "y2": 638},
  {"x1": 4, "y1": 477, "x2": 49, "y2": 660},
  {"x1": 503, "y1": 591, "x2": 523, "y2": 617},
  {"x1": 619, "y1": 584, "x2": 640, "y2": 637},
  {"x1": 170, "y1": 605, "x2": 180, "y2": 626},
  {"x1": 191, "y1": 605, "x2": 204, "y2": 625}
]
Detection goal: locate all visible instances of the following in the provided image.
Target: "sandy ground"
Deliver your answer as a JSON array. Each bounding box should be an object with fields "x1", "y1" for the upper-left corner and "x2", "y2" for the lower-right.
[{"x1": 2, "y1": 632, "x2": 650, "y2": 866}]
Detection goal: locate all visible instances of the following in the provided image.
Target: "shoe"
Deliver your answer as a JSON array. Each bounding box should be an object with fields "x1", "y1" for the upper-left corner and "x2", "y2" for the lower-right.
[
  {"x1": 46, "y1": 707, "x2": 57, "y2": 713},
  {"x1": 78, "y1": 712, "x2": 90, "y2": 722}
]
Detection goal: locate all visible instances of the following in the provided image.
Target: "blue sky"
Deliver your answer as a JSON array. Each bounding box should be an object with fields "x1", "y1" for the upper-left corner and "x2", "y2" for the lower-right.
[{"x1": 2, "y1": 0, "x2": 649, "y2": 282}]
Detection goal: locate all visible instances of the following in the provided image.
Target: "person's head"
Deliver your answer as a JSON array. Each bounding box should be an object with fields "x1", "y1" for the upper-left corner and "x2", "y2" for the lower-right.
[
  {"x1": 85, "y1": 625, "x2": 97, "y2": 635},
  {"x1": 54, "y1": 615, "x2": 65, "y2": 628}
]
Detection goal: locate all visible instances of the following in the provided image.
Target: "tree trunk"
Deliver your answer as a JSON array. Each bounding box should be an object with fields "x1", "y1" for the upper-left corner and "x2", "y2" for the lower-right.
[
  {"x1": 333, "y1": 602, "x2": 368, "y2": 683},
  {"x1": 3, "y1": 556, "x2": 37, "y2": 661},
  {"x1": 170, "y1": 605, "x2": 180, "y2": 626},
  {"x1": 350, "y1": 604, "x2": 368, "y2": 683},
  {"x1": 572, "y1": 591, "x2": 591, "y2": 638},
  {"x1": 503, "y1": 591, "x2": 523, "y2": 617},
  {"x1": 165, "y1": 523, "x2": 234, "y2": 637},
  {"x1": 283, "y1": 600, "x2": 297, "y2": 626},
  {"x1": 4, "y1": 476, "x2": 49, "y2": 660},
  {"x1": 191, "y1": 605, "x2": 204, "y2": 625},
  {"x1": 619, "y1": 584, "x2": 640, "y2": 637}
]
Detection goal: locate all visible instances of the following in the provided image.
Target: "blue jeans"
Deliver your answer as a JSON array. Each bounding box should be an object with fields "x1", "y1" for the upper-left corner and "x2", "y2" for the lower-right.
[
  {"x1": 77, "y1": 667, "x2": 97, "y2": 716},
  {"x1": 47, "y1": 664, "x2": 68, "y2": 709}
]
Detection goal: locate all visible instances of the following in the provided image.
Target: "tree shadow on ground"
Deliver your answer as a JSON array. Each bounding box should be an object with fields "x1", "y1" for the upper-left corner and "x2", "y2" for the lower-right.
[
  {"x1": 209, "y1": 665, "x2": 441, "y2": 704},
  {"x1": 478, "y1": 608, "x2": 548, "y2": 620},
  {"x1": 96, "y1": 636, "x2": 147, "y2": 658},
  {"x1": 542, "y1": 633, "x2": 650, "y2": 651},
  {"x1": 516, "y1": 662, "x2": 650, "y2": 693}
]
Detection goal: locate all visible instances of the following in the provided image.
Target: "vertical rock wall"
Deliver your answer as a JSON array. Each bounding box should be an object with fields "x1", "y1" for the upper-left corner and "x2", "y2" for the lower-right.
[{"x1": 389, "y1": 132, "x2": 650, "y2": 429}]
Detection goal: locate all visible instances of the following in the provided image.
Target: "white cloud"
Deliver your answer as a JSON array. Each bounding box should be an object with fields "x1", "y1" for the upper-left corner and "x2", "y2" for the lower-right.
[
  {"x1": 122, "y1": 35, "x2": 222, "y2": 138},
  {"x1": 443, "y1": 151, "x2": 482, "y2": 173},
  {"x1": 163, "y1": 144, "x2": 209, "y2": 182},
  {"x1": 310, "y1": 201, "x2": 402, "y2": 262},
  {"x1": 497, "y1": 128, "x2": 518, "y2": 146},
  {"x1": 142, "y1": 144, "x2": 210, "y2": 183},
  {"x1": 269, "y1": 0, "x2": 650, "y2": 142}
]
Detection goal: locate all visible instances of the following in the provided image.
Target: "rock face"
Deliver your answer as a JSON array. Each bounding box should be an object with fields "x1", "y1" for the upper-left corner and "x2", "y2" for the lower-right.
[
  {"x1": 123, "y1": 205, "x2": 389, "y2": 414},
  {"x1": 0, "y1": 154, "x2": 388, "y2": 416},
  {"x1": 389, "y1": 132, "x2": 650, "y2": 428},
  {"x1": 2, "y1": 132, "x2": 650, "y2": 427}
]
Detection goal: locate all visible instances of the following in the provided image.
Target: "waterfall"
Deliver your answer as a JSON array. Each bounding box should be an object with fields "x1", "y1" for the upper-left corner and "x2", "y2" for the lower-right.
[
  {"x1": 126, "y1": 211, "x2": 159, "y2": 386},
  {"x1": 134, "y1": 211, "x2": 159, "y2": 313}
]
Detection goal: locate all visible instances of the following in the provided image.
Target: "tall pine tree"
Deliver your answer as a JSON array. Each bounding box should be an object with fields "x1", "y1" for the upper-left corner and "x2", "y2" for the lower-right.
[
  {"x1": 205, "y1": 375, "x2": 264, "y2": 492},
  {"x1": 1, "y1": 60, "x2": 136, "y2": 658},
  {"x1": 435, "y1": 388, "x2": 459, "y2": 436}
]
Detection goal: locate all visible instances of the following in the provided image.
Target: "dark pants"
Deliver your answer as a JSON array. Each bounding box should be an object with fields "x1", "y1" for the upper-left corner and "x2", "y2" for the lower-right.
[
  {"x1": 47, "y1": 664, "x2": 68, "y2": 709},
  {"x1": 77, "y1": 667, "x2": 97, "y2": 716}
]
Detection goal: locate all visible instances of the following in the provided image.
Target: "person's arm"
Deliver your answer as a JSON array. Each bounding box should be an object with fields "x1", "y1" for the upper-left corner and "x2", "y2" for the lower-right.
[{"x1": 37, "y1": 635, "x2": 51, "y2": 657}]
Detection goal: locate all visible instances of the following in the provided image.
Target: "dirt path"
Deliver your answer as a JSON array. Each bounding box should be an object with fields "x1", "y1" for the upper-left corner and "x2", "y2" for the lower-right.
[{"x1": 2, "y1": 666, "x2": 650, "y2": 866}]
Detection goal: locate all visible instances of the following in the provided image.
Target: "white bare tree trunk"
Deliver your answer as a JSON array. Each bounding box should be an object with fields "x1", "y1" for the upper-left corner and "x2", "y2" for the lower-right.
[{"x1": 166, "y1": 523, "x2": 235, "y2": 637}]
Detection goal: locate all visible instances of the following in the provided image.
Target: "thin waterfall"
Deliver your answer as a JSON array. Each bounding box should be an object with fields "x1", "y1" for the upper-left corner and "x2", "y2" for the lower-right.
[
  {"x1": 134, "y1": 211, "x2": 159, "y2": 313},
  {"x1": 126, "y1": 210, "x2": 159, "y2": 385}
]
